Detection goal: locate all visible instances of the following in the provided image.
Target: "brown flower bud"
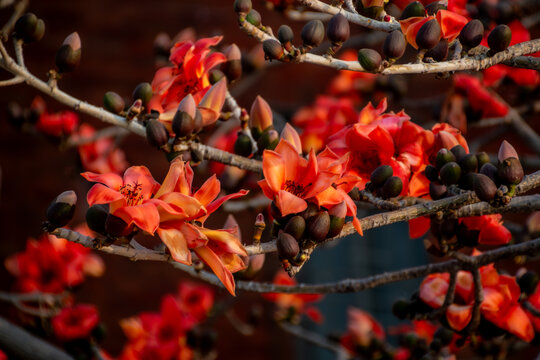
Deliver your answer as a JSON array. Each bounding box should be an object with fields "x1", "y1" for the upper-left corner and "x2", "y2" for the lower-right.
[
  {"x1": 459, "y1": 20, "x2": 484, "y2": 49},
  {"x1": 459, "y1": 154, "x2": 478, "y2": 173},
  {"x1": 234, "y1": 0, "x2": 252, "y2": 14},
  {"x1": 383, "y1": 31, "x2": 406, "y2": 60},
  {"x1": 86, "y1": 204, "x2": 109, "y2": 235},
  {"x1": 381, "y1": 176, "x2": 403, "y2": 199},
  {"x1": 497, "y1": 157, "x2": 523, "y2": 185},
  {"x1": 306, "y1": 211, "x2": 330, "y2": 242},
  {"x1": 479, "y1": 162, "x2": 498, "y2": 182},
  {"x1": 172, "y1": 111, "x2": 195, "y2": 138},
  {"x1": 424, "y1": 39, "x2": 448, "y2": 62},
  {"x1": 262, "y1": 39, "x2": 284, "y2": 60},
  {"x1": 146, "y1": 118, "x2": 169, "y2": 148},
  {"x1": 56, "y1": 32, "x2": 81, "y2": 73},
  {"x1": 476, "y1": 152, "x2": 490, "y2": 169},
  {"x1": 370, "y1": 165, "x2": 393, "y2": 188},
  {"x1": 327, "y1": 13, "x2": 350, "y2": 45},
  {"x1": 400, "y1": 1, "x2": 425, "y2": 19},
  {"x1": 301, "y1": 20, "x2": 325, "y2": 48},
  {"x1": 222, "y1": 44, "x2": 242, "y2": 81},
  {"x1": 429, "y1": 182, "x2": 447, "y2": 200},
  {"x1": 105, "y1": 213, "x2": 133, "y2": 237},
  {"x1": 357, "y1": 48, "x2": 382, "y2": 72},
  {"x1": 439, "y1": 162, "x2": 461, "y2": 185},
  {"x1": 474, "y1": 173, "x2": 498, "y2": 202},
  {"x1": 328, "y1": 201, "x2": 346, "y2": 237},
  {"x1": 103, "y1": 91, "x2": 125, "y2": 114},
  {"x1": 284, "y1": 215, "x2": 306, "y2": 241},
  {"x1": 424, "y1": 165, "x2": 439, "y2": 182},
  {"x1": 497, "y1": 140, "x2": 519, "y2": 162},
  {"x1": 277, "y1": 231, "x2": 300, "y2": 259},
  {"x1": 487, "y1": 24, "x2": 511, "y2": 53},
  {"x1": 416, "y1": 19, "x2": 441, "y2": 50},
  {"x1": 277, "y1": 25, "x2": 294, "y2": 50},
  {"x1": 14, "y1": 13, "x2": 45, "y2": 43},
  {"x1": 46, "y1": 190, "x2": 77, "y2": 229}
]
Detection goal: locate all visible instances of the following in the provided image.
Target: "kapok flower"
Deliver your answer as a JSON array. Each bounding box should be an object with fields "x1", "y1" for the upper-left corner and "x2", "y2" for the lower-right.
[
  {"x1": 148, "y1": 36, "x2": 226, "y2": 114},
  {"x1": 453, "y1": 74, "x2": 508, "y2": 119},
  {"x1": 341, "y1": 307, "x2": 385, "y2": 354},
  {"x1": 34, "y1": 96, "x2": 78, "y2": 137},
  {"x1": 119, "y1": 293, "x2": 200, "y2": 360},
  {"x1": 292, "y1": 95, "x2": 358, "y2": 153},
  {"x1": 328, "y1": 101, "x2": 428, "y2": 197},
  {"x1": 149, "y1": 158, "x2": 248, "y2": 295},
  {"x1": 52, "y1": 304, "x2": 100, "y2": 341},
  {"x1": 177, "y1": 282, "x2": 214, "y2": 322},
  {"x1": 74, "y1": 123, "x2": 127, "y2": 174},
  {"x1": 419, "y1": 260, "x2": 534, "y2": 341},
  {"x1": 263, "y1": 270, "x2": 323, "y2": 323},
  {"x1": 82, "y1": 166, "x2": 161, "y2": 234},
  {"x1": 5, "y1": 234, "x2": 104, "y2": 293},
  {"x1": 400, "y1": 10, "x2": 468, "y2": 49},
  {"x1": 459, "y1": 214, "x2": 511, "y2": 245}
]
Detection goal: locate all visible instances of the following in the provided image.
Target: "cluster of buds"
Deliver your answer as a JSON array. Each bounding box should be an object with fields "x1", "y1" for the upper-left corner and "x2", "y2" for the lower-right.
[
  {"x1": 275, "y1": 202, "x2": 346, "y2": 269},
  {"x1": 426, "y1": 141, "x2": 523, "y2": 204},
  {"x1": 102, "y1": 81, "x2": 152, "y2": 116},
  {"x1": 14, "y1": 13, "x2": 45, "y2": 43},
  {"x1": 365, "y1": 165, "x2": 404, "y2": 199}
]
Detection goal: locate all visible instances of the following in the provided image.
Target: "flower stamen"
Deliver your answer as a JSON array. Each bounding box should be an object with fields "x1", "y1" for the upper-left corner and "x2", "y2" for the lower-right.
[{"x1": 120, "y1": 183, "x2": 144, "y2": 206}]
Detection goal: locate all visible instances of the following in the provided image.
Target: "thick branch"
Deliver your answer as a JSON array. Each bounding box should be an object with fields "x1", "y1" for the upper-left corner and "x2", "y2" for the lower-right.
[{"x1": 0, "y1": 316, "x2": 74, "y2": 360}]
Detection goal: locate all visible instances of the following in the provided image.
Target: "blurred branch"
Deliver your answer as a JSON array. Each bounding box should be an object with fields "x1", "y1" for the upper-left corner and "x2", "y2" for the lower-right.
[
  {"x1": 285, "y1": 9, "x2": 332, "y2": 21},
  {"x1": 65, "y1": 126, "x2": 129, "y2": 147},
  {"x1": 0, "y1": 316, "x2": 74, "y2": 360},
  {"x1": 0, "y1": 0, "x2": 27, "y2": 40}
]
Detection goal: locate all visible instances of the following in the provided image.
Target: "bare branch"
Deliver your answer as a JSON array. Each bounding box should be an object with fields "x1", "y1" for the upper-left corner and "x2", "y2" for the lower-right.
[
  {"x1": 285, "y1": 9, "x2": 332, "y2": 22},
  {"x1": 0, "y1": 0, "x2": 28, "y2": 40}
]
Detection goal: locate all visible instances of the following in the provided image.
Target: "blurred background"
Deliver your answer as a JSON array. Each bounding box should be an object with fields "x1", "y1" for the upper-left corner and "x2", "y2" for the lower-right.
[{"x1": 0, "y1": 0, "x2": 539, "y2": 359}]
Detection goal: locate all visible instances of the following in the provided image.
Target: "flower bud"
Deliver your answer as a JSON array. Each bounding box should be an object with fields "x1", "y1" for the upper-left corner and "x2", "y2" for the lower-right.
[
  {"x1": 474, "y1": 173, "x2": 497, "y2": 202},
  {"x1": 146, "y1": 118, "x2": 169, "y2": 148},
  {"x1": 392, "y1": 299, "x2": 410, "y2": 320},
  {"x1": 301, "y1": 20, "x2": 325, "y2": 48},
  {"x1": 425, "y1": 1, "x2": 446, "y2": 15},
  {"x1": 208, "y1": 69, "x2": 225, "y2": 84},
  {"x1": 46, "y1": 190, "x2": 77, "y2": 229},
  {"x1": 400, "y1": 1, "x2": 425, "y2": 19},
  {"x1": 7, "y1": 102, "x2": 24, "y2": 128},
  {"x1": 357, "y1": 48, "x2": 382, "y2": 72},
  {"x1": 476, "y1": 152, "x2": 490, "y2": 169},
  {"x1": 487, "y1": 24, "x2": 511, "y2": 53},
  {"x1": 458, "y1": 153, "x2": 478, "y2": 173},
  {"x1": 435, "y1": 148, "x2": 456, "y2": 170},
  {"x1": 250, "y1": 95, "x2": 273, "y2": 132},
  {"x1": 281, "y1": 123, "x2": 302, "y2": 154},
  {"x1": 132, "y1": 82, "x2": 153, "y2": 107},
  {"x1": 234, "y1": 0, "x2": 252, "y2": 14},
  {"x1": 327, "y1": 13, "x2": 350, "y2": 45},
  {"x1": 306, "y1": 211, "x2": 330, "y2": 242},
  {"x1": 56, "y1": 32, "x2": 81, "y2": 73},
  {"x1": 234, "y1": 133, "x2": 253, "y2": 156},
  {"x1": 222, "y1": 44, "x2": 242, "y2": 81},
  {"x1": 284, "y1": 215, "x2": 306, "y2": 241},
  {"x1": 277, "y1": 25, "x2": 294, "y2": 50},
  {"x1": 429, "y1": 182, "x2": 447, "y2": 200},
  {"x1": 328, "y1": 201, "x2": 346, "y2": 237},
  {"x1": 277, "y1": 231, "x2": 300, "y2": 259},
  {"x1": 246, "y1": 9, "x2": 261, "y2": 27},
  {"x1": 527, "y1": 212, "x2": 540, "y2": 237},
  {"x1": 381, "y1": 176, "x2": 403, "y2": 199},
  {"x1": 262, "y1": 39, "x2": 284, "y2": 60},
  {"x1": 86, "y1": 204, "x2": 109, "y2": 235},
  {"x1": 103, "y1": 91, "x2": 125, "y2": 114},
  {"x1": 459, "y1": 20, "x2": 484, "y2": 49},
  {"x1": 479, "y1": 162, "x2": 498, "y2": 182},
  {"x1": 497, "y1": 157, "x2": 523, "y2": 185},
  {"x1": 416, "y1": 19, "x2": 441, "y2": 50},
  {"x1": 370, "y1": 165, "x2": 393, "y2": 188},
  {"x1": 450, "y1": 144, "x2": 466, "y2": 161},
  {"x1": 172, "y1": 111, "x2": 195, "y2": 138},
  {"x1": 434, "y1": 328, "x2": 454, "y2": 346},
  {"x1": 301, "y1": 202, "x2": 319, "y2": 220},
  {"x1": 383, "y1": 31, "x2": 406, "y2": 60},
  {"x1": 242, "y1": 253, "x2": 265, "y2": 279},
  {"x1": 440, "y1": 162, "x2": 461, "y2": 185},
  {"x1": 424, "y1": 165, "x2": 439, "y2": 182},
  {"x1": 127, "y1": 99, "x2": 143, "y2": 118},
  {"x1": 517, "y1": 271, "x2": 539, "y2": 296},
  {"x1": 105, "y1": 213, "x2": 133, "y2": 237},
  {"x1": 424, "y1": 39, "x2": 448, "y2": 61},
  {"x1": 497, "y1": 140, "x2": 519, "y2": 162},
  {"x1": 14, "y1": 13, "x2": 45, "y2": 43},
  {"x1": 257, "y1": 128, "x2": 279, "y2": 153},
  {"x1": 198, "y1": 78, "x2": 227, "y2": 127}
]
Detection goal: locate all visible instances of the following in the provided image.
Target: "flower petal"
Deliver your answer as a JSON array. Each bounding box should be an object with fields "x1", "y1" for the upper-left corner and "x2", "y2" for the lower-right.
[
  {"x1": 123, "y1": 166, "x2": 160, "y2": 199},
  {"x1": 199, "y1": 227, "x2": 247, "y2": 256},
  {"x1": 157, "y1": 227, "x2": 191, "y2": 264},
  {"x1": 446, "y1": 304, "x2": 473, "y2": 331},
  {"x1": 275, "y1": 190, "x2": 308, "y2": 217},
  {"x1": 86, "y1": 183, "x2": 124, "y2": 206},
  {"x1": 81, "y1": 172, "x2": 123, "y2": 189},
  {"x1": 194, "y1": 246, "x2": 236, "y2": 296},
  {"x1": 194, "y1": 174, "x2": 220, "y2": 207},
  {"x1": 262, "y1": 149, "x2": 285, "y2": 193},
  {"x1": 113, "y1": 203, "x2": 160, "y2": 234}
]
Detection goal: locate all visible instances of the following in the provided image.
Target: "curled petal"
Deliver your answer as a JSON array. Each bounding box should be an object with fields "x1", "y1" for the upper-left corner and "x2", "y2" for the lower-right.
[
  {"x1": 194, "y1": 246, "x2": 236, "y2": 296},
  {"x1": 86, "y1": 183, "x2": 124, "y2": 206},
  {"x1": 199, "y1": 227, "x2": 247, "y2": 257},
  {"x1": 113, "y1": 202, "x2": 160, "y2": 234},
  {"x1": 436, "y1": 10, "x2": 468, "y2": 42},
  {"x1": 419, "y1": 273, "x2": 449, "y2": 308},
  {"x1": 197, "y1": 78, "x2": 227, "y2": 127},
  {"x1": 262, "y1": 149, "x2": 285, "y2": 193},
  {"x1": 194, "y1": 175, "x2": 221, "y2": 207},
  {"x1": 275, "y1": 190, "x2": 308, "y2": 217},
  {"x1": 205, "y1": 189, "x2": 249, "y2": 220},
  {"x1": 250, "y1": 95, "x2": 273, "y2": 131},
  {"x1": 81, "y1": 172, "x2": 123, "y2": 190},
  {"x1": 157, "y1": 227, "x2": 192, "y2": 264}
]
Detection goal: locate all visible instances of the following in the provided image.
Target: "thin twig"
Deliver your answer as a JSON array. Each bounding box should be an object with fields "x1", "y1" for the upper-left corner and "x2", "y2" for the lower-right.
[
  {"x1": 285, "y1": 9, "x2": 332, "y2": 21},
  {"x1": 466, "y1": 267, "x2": 483, "y2": 333},
  {"x1": 0, "y1": 0, "x2": 28, "y2": 40}
]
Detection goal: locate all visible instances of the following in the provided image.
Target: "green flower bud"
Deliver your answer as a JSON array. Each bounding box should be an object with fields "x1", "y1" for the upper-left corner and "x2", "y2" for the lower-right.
[
  {"x1": 246, "y1": 9, "x2": 261, "y2": 27},
  {"x1": 381, "y1": 176, "x2": 403, "y2": 199},
  {"x1": 357, "y1": 48, "x2": 382, "y2": 72},
  {"x1": 103, "y1": 91, "x2": 125, "y2": 114},
  {"x1": 459, "y1": 153, "x2": 478, "y2": 173},
  {"x1": 370, "y1": 164, "x2": 393, "y2": 188},
  {"x1": 262, "y1": 39, "x2": 284, "y2": 60},
  {"x1": 487, "y1": 24, "x2": 511, "y2": 53},
  {"x1": 400, "y1": 1, "x2": 425, "y2": 19},
  {"x1": 233, "y1": 133, "x2": 253, "y2": 157},
  {"x1": 435, "y1": 148, "x2": 456, "y2": 170},
  {"x1": 132, "y1": 82, "x2": 153, "y2": 107},
  {"x1": 284, "y1": 215, "x2": 306, "y2": 241},
  {"x1": 439, "y1": 161, "x2": 461, "y2": 185},
  {"x1": 416, "y1": 19, "x2": 441, "y2": 50},
  {"x1": 476, "y1": 151, "x2": 490, "y2": 169},
  {"x1": 424, "y1": 164, "x2": 440, "y2": 182},
  {"x1": 306, "y1": 211, "x2": 330, "y2": 242}
]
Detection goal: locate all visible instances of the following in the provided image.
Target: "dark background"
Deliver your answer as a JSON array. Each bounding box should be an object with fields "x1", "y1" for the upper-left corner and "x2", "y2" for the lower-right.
[{"x1": 0, "y1": 1, "x2": 538, "y2": 359}]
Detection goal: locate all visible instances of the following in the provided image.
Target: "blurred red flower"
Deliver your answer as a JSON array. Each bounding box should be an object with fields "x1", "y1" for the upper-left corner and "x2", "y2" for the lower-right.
[{"x1": 52, "y1": 304, "x2": 99, "y2": 341}]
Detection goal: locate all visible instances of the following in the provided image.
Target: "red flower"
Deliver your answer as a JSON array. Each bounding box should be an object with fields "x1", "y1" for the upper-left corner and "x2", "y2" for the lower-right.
[
  {"x1": 149, "y1": 158, "x2": 248, "y2": 295},
  {"x1": 82, "y1": 166, "x2": 161, "y2": 234},
  {"x1": 5, "y1": 234, "x2": 104, "y2": 293},
  {"x1": 328, "y1": 100, "x2": 428, "y2": 197},
  {"x1": 148, "y1": 36, "x2": 226, "y2": 114},
  {"x1": 52, "y1": 304, "x2": 99, "y2": 341},
  {"x1": 459, "y1": 214, "x2": 511, "y2": 245},
  {"x1": 33, "y1": 97, "x2": 78, "y2": 138},
  {"x1": 177, "y1": 282, "x2": 214, "y2": 322},
  {"x1": 326, "y1": 50, "x2": 377, "y2": 101},
  {"x1": 263, "y1": 271, "x2": 323, "y2": 323},
  {"x1": 292, "y1": 96, "x2": 358, "y2": 153},
  {"x1": 420, "y1": 260, "x2": 534, "y2": 341},
  {"x1": 482, "y1": 20, "x2": 540, "y2": 87},
  {"x1": 0, "y1": 349, "x2": 6, "y2": 360},
  {"x1": 74, "y1": 123, "x2": 128, "y2": 174},
  {"x1": 453, "y1": 74, "x2": 508, "y2": 118},
  {"x1": 341, "y1": 307, "x2": 385, "y2": 354}
]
